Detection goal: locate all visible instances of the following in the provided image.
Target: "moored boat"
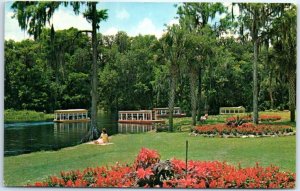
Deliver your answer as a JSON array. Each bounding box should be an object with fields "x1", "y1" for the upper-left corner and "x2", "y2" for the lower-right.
[
  {"x1": 153, "y1": 107, "x2": 186, "y2": 118},
  {"x1": 54, "y1": 109, "x2": 90, "y2": 123},
  {"x1": 118, "y1": 110, "x2": 165, "y2": 124}
]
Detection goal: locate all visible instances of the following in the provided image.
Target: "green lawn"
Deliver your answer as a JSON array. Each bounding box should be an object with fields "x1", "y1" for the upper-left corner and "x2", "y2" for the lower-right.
[{"x1": 4, "y1": 132, "x2": 295, "y2": 186}]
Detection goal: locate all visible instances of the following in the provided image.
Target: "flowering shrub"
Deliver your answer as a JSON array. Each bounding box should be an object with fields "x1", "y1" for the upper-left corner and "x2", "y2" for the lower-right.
[
  {"x1": 165, "y1": 160, "x2": 295, "y2": 188},
  {"x1": 133, "y1": 147, "x2": 160, "y2": 169},
  {"x1": 194, "y1": 123, "x2": 293, "y2": 136},
  {"x1": 29, "y1": 148, "x2": 295, "y2": 188},
  {"x1": 260, "y1": 115, "x2": 281, "y2": 121},
  {"x1": 226, "y1": 115, "x2": 252, "y2": 123},
  {"x1": 226, "y1": 115, "x2": 281, "y2": 123}
]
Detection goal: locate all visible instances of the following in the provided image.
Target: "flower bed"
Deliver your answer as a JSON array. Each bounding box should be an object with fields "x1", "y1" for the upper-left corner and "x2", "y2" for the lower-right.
[
  {"x1": 260, "y1": 115, "x2": 281, "y2": 121},
  {"x1": 29, "y1": 148, "x2": 295, "y2": 188},
  {"x1": 226, "y1": 115, "x2": 281, "y2": 123},
  {"x1": 193, "y1": 123, "x2": 294, "y2": 137},
  {"x1": 226, "y1": 116, "x2": 252, "y2": 123}
]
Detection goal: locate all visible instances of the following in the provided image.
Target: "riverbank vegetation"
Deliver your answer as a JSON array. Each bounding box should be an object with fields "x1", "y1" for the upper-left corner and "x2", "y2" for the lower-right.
[
  {"x1": 4, "y1": 132, "x2": 295, "y2": 186},
  {"x1": 4, "y1": 109, "x2": 54, "y2": 122}
]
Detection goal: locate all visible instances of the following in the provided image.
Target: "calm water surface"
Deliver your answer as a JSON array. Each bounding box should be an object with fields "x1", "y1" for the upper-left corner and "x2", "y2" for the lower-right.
[{"x1": 4, "y1": 113, "x2": 156, "y2": 156}]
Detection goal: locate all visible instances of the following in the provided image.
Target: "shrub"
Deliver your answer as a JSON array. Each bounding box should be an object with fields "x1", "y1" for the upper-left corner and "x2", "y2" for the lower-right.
[
  {"x1": 226, "y1": 115, "x2": 252, "y2": 123},
  {"x1": 164, "y1": 160, "x2": 295, "y2": 188},
  {"x1": 226, "y1": 115, "x2": 281, "y2": 123},
  {"x1": 260, "y1": 115, "x2": 281, "y2": 121},
  {"x1": 29, "y1": 148, "x2": 295, "y2": 188}
]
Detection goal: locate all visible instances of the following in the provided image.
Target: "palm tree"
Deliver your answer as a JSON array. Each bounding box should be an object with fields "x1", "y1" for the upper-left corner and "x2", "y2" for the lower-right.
[
  {"x1": 161, "y1": 25, "x2": 186, "y2": 131},
  {"x1": 237, "y1": 3, "x2": 280, "y2": 124},
  {"x1": 183, "y1": 27, "x2": 215, "y2": 126},
  {"x1": 177, "y1": 2, "x2": 225, "y2": 122},
  {"x1": 271, "y1": 4, "x2": 296, "y2": 122}
]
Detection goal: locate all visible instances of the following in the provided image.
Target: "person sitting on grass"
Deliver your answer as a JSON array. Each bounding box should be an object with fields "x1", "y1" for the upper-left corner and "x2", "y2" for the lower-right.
[
  {"x1": 200, "y1": 113, "x2": 208, "y2": 122},
  {"x1": 94, "y1": 128, "x2": 109, "y2": 144}
]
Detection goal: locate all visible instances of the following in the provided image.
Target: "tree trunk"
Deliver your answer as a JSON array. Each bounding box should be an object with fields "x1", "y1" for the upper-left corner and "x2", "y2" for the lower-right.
[
  {"x1": 168, "y1": 69, "x2": 177, "y2": 132},
  {"x1": 91, "y1": 2, "x2": 99, "y2": 138},
  {"x1": 189, "y1": 68, "x2": 198, "y2": 126},
  {"x1": 268, "y1": 70, "x2": 274, "y2": 110},
  {"x1": 252, "y1": 10, "x2": 259, "y2": 124},
  {"x1": 253, "y1": 38, "x2": 259, "y2": 124},
  {"x1": 288, "y1": 70, "x2": 296, "y2": 122},
  {"x1": 196, "y1": 68, "x2": 202, "y2": 121},
  {"x1": 156, "y1": 90, "x2": 160, "y2": 108}
]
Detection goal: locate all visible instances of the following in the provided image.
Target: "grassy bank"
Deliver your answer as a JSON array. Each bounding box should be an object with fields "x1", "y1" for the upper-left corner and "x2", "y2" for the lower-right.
[
  {"x1": 4, "y1": 132, "x2": 295, "y2": 186},
  {"x1": 4, "y1": 110, "x2": 54, "y2": 122}
]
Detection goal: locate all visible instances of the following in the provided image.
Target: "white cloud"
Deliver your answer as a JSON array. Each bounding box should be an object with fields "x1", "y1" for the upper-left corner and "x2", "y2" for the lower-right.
[
  {"x1": 6, "y1": 11, "x2": 14, "y2": 18},
  {"x1": 167, "y1": 18, "x2": 179, "y2": 26},
  {"x1": 133, "y1": 18, "x2": 163, "y2": 38},
  {"x1": 116, "y1": 9, "x2": 130, "y2": 20},
  {"x1": 5, "y1": 7, "x2": 92, "y2": 41},
  {"x1": 5, "y1": 11, "x2": 31, "y2": 41},
  {"x1": 225, "y1": 3, "x2": 240, "y2": 17},
  {"x1": 103, "y1": 27, "x2": 119, "y2": 36},
  {"x1": 52, "y1": 8, "x2": 91, "y2": 31}
]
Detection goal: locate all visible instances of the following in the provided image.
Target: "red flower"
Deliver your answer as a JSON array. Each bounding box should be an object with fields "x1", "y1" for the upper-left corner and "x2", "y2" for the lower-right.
[
  {"x1": 66, "y1": 180, "x2": 73, "y2": 187},
  {"x1": 137, "y1": 167, "x2": 153, "y2": 179},
  {"x1": 30, "y1": 148, "x2": 295, "y2": 189},
  {"x1": 34, "y1": 182, "x2": 43, "y2": 187}
]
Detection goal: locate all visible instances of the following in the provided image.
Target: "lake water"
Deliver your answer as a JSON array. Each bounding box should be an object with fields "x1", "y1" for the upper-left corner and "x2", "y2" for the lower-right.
[{"x1": 4, "y1": 113, "x2": 156, "y2": 156}]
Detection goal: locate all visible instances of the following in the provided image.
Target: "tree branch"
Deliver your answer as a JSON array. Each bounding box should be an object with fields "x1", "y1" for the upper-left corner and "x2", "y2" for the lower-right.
[{"x1": 72, "y1": 30, "x2": 92, "y2": 43}]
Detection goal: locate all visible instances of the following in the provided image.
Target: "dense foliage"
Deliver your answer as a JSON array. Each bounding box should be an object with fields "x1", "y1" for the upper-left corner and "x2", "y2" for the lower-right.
[
  {"x1": 4, "y1": 29, "x2": 291, "y2": 114},
  {"x1": 30, "y1": 148, "x2": 295, "y2": 188},
  {"x1": 5, "y1": 3, "x2": 296, "y2": 121}
]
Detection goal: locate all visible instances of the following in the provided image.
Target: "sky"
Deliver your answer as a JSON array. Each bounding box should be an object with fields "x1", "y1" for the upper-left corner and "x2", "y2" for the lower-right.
[{"x1": 5, "y1": 1, "x2": 180, "y2": 41}]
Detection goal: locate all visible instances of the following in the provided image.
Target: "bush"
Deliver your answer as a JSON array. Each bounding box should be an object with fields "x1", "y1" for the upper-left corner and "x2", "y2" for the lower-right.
[
  {"x1": 226, "y1": 115, "x2": 281, "y2": 123},
  {"x1": 29, "y1": 148, "x2": 295, "y2": 188},
  {"x1": 260, "y1": 115, "x2": 281, "y2": 121}
]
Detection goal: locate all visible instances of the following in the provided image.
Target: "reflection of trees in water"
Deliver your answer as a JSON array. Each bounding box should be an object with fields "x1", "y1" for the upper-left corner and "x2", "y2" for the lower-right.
[
  {"x1": 118, "y1": 123, "x2": 155, "y2": 133},
  {"x1": 54, "y1": 122, "x2": 96, "y2": 144},
  {"x1": 54, "y1": 122, "x2": 90, "y2": 136}
]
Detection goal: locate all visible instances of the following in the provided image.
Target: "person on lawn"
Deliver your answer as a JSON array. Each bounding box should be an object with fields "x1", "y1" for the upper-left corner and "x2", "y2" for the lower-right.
[{"x1": 94, "y1": 128, "x2": 109, "y2": 144}]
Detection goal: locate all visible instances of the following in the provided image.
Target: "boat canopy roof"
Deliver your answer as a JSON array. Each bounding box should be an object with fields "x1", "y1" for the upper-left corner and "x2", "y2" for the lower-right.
[
  {"x1": 54, "y1": 109, "x2": 88, "y2": 114},
  {"x1": 153, "y1": 107, "x2": 181, "y2": 110},
  {"x1": 219, "y1": 106, "x2": 245, "y2": 109},
  {"x1": 119, "y1": 110, "x2": 152, "y2": 113}
]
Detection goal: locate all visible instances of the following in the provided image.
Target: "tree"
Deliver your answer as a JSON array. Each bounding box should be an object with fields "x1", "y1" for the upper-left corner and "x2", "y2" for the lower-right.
[
  {"x1": 237, "y1": 3, "x2": 281, "y2": 124},
  {"x1": 271, "y1": 4, "x2": 296, "y2": 122},
  {"x1": 161, "y1": 25, "x2": 186, "y2": 131},
  {"x1": 183, "y1": 27, "x2": 215, "y2": 126},
  {"x1": 177, "y1": 2, "x2": 226, "y2": 122},
  {"x1": 11, "y1": 1, "x2": 108, "y2": 140}
]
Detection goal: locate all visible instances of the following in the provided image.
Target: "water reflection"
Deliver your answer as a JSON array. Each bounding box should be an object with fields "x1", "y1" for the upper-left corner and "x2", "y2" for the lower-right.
[
  {"x1": 118, "y1": 123, "x2": 155, "y2": 133},
  {"x1": 4, "y1": 113, "x2": 161, "y2": 156},
  {"x1": 54, "y1": 122, "x2": 89, "y2": 136},
  {"x1": 5, "y1": 122, "x2": 91, "y2": 156}
]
